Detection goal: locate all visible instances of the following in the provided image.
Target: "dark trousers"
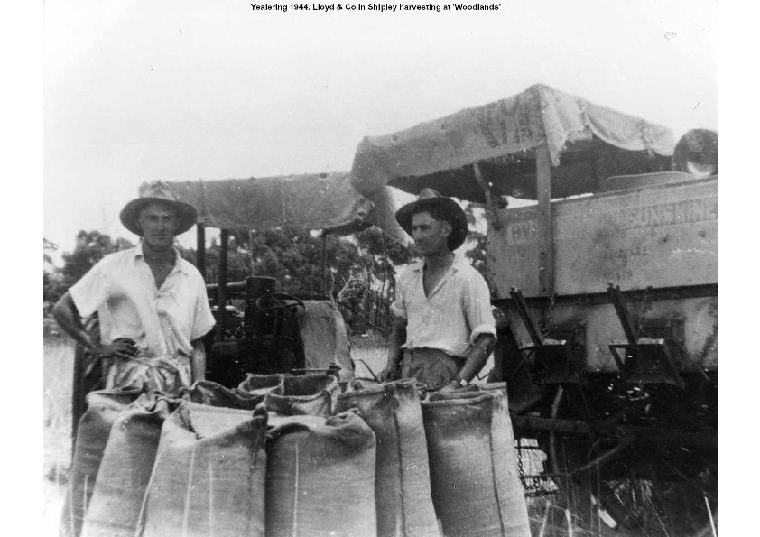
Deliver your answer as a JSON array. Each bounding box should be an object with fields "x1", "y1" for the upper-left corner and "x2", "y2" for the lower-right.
[{"x1": 401, "y1": 348, "x2": 465, "y2": 389}]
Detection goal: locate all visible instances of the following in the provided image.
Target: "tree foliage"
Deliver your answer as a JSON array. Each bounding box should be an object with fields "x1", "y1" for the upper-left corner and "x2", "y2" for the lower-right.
[
  {"x1": 47, "y1": 209, "x2": 490, "y2": 333},
  {"x1": 44, "y1": 230, "x2": 135, "y2": 302},
  {"x1": 43, "y1": 272, "x2": 66, "y2": 303},
  {"x1": 181, "y1": 236, "x2": 252, "y2": 285},
  {"x1": 462, "y1": 203, "x2": 488, "y2": 282},
  {"x1": 178, "y1": 226, "x2": 419, "y2": 334},
  {"x1": 60, "y1": 230, "x2": 134, "y2": 284}
]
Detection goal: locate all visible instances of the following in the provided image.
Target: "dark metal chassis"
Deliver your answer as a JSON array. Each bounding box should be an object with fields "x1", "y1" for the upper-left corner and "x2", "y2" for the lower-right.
[
  {"x1": 491, "y1": 283, "x2": 718, "y2": 491},
  {"x1": 194, "y1": 214, "x2": 717, "y2": 532}
]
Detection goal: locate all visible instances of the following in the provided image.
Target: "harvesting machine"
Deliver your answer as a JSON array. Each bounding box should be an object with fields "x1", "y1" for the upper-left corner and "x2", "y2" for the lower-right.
[{"x1": 350, "y1": 84, "x2": 718, "y2": 535}]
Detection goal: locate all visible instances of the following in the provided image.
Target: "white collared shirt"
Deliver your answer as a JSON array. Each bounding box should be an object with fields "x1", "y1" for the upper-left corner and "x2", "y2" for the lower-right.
[
  {"x1": 69, "y1": 243, "x2": 216, "y2": 357},
  {"x1": 392, "y1": 255, "x2": 496, "y2": 357}
]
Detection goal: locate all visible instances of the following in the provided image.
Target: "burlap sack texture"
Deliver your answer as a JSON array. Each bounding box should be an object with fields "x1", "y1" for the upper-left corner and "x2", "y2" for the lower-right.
[
  {"x1": 64, "y1": 378, "x2": 529, "y2": 537},
  {"x1": 263, "y1": 374, "x2": 340, "y2": 417},
  {"x1": 422, "y1": 390, "x2": 531, "y2": 537},
  {"x1": 139, "y1": 402, "x2": 269, "y2": 537},
  {"x1": 188, "y1": 377, "x2": 283, "y2": 409},
  {"x1": 61, "y1": 388, "x2": 144, "y2": 537},
  {"x1": 336, "y1": 379, "x2": 440, "y2": 537},
  {"x1": 265, "y1": 411, "x2": 376, "y2": 537},
  {"x1": 81, "y1": 397, "x2": 176, "y2": 537},
  {"x1": 236, "y1": 374, "x2": 287, "y2": 403}
]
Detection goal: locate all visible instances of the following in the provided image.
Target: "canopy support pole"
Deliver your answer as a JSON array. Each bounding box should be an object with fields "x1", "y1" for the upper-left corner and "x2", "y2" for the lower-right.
[
  {"x1": 217, "y1": 229, "x2": 229, "y2": 339},
  {"x1": 321, "y1": 231, "x2": 328, "y2": 297},
  {"x1": 473, "y1": 162, "x2": 501, "y2": 230},
  {"x1": 536, "y1": 145, "x2": 554, "y2": 296},
  {"x1": 196, "y1": 223, "x2": 206, "y2": 281}
]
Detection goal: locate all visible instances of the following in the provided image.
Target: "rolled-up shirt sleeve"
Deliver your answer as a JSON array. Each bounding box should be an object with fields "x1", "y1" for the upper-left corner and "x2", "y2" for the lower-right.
[
  {"x1": 190, "y1": 275, "x2": 216, "y2": 340},
  {"x1": 69, "y1": 263, "x2": 109, "y2": 319},
  {"x1": 463, "y1": 273, "x2": 496, "y2": 344}
]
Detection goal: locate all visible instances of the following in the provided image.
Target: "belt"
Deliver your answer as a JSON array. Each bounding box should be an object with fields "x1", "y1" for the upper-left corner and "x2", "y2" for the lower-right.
[{"x1": 404, "y1": 348, "x2": 466, "y2": 361}]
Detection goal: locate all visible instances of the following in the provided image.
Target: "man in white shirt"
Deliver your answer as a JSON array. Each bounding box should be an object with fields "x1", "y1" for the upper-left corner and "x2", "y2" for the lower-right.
[
  {"x1": 53, "y1": 181, "x2": 216, "y2": 394},
  {"x1": 377, "y1": 189, "x2": 496, "y2": 391}
]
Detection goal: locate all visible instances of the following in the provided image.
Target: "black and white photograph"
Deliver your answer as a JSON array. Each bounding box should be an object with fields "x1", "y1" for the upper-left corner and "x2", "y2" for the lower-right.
[{"x1": 39, "y1": 1, "x2": 719, "y2": 535}]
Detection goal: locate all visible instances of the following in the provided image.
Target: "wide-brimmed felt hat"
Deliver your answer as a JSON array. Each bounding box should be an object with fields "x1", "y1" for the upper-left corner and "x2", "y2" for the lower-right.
[
  {"x1": 120, "y1": 181, "x2": 198, "y2": 236},
  {"x1": 395, "y1": 188, "x2": 468, "y2": 251}
]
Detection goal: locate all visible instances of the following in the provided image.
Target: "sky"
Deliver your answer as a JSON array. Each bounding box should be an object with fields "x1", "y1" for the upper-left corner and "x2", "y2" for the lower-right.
[{"x1": 43, "y1": 0, "x2": 717, "y2": 255}]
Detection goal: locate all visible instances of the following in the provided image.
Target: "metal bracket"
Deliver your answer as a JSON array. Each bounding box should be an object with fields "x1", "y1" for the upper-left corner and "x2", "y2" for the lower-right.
[
  {"x1": 510, "y1": 287, "x2": 581, "y2": 385},
  {"x1": 606, "y1": 283, "x2": 685, "y2": 388}
]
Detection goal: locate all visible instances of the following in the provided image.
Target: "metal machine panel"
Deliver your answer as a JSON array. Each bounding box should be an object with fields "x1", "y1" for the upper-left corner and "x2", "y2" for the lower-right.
[
  {"x1": 504, "y1": 296, "x2": 717, "y2": 372},
  {"x1": 488, "y1": 177, "x2": 718, "y2": 297}
]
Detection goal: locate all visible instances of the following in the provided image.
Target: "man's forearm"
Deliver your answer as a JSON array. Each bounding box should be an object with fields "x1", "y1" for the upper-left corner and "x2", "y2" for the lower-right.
[
  {"x1": 52, "y1": 293, "x2": 100, "y2": 354},
  {"x1": 457, "y1": 334, "x2": 496, "y2": 382},
  {"x1": 190, "y1": 339, "x2": 207, "y2": 382},
  {"x1": 387, "y1": 318, "x2": 406, "y2": 363},
  {"x1": 382, "y1": 317, "x2": 407, "y2": 377}
]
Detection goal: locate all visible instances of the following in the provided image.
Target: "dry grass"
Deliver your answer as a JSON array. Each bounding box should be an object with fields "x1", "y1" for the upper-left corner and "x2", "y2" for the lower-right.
[
  {"x1": 42, "y1": 327, "x2": 76, "y2": 537},
  {"x1": 351, "y1": 344, "x2": 388, "y2": 380}
]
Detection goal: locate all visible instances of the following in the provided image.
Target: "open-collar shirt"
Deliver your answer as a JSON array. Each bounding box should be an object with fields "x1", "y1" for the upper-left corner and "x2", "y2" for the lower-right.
[
  {"x1": 392, "y1": 255, "x2": 496, "y2": 357},
  {"x1": 69, "y1": 243, "x2": 216, "y2": 357}
]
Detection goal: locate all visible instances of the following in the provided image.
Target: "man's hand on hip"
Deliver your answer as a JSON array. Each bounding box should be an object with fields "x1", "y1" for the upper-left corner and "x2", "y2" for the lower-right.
[{"x1": 96, "y1": 338, "x2": 138, "y2": 359}]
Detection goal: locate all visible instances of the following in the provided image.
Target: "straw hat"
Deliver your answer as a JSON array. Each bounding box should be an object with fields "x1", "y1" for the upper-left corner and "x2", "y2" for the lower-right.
[
  {"x1": 395, "y1": 188, "x2": 468, "y2": 251},
  {"x1": 119, "y1": 181, "x2": 198, "y2": 236}
]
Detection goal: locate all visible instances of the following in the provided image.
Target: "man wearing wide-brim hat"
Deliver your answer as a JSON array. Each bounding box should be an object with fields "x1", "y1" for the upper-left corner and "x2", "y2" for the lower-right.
[
  {"x1": 53, "y1": 181, "x2": 215, "y2": 394},
  {"x1": 377, "y1": 189, "x2": 496, "y2": 391}
]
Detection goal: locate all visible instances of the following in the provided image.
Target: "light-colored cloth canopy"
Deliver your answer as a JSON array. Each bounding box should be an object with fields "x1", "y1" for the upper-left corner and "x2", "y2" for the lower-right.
[
  {"x1": 350, "y1": 84, "x2": 676, "y2": 201},
  {"x1": 164, "y1": 172, "x2": 408, "y2": 244},
  {"x1": 164, "y1": 172, "x2": 367, "y2": 233}
]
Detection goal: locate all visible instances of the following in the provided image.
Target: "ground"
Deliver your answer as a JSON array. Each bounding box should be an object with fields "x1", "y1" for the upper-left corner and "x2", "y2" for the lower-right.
[{"x1": 43, "y1": 322, "x2": 75, "y2": 536}]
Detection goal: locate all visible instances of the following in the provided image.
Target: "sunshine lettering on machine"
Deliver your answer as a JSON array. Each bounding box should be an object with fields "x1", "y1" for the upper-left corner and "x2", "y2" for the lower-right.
[{"x1": 617, "y1": 197, "x2": 718, "y2": 231}]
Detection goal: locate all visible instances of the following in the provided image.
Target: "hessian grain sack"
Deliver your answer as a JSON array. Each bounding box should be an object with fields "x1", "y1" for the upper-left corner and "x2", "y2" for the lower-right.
[
  {"x1": 263, "y1": 374, "x2": 339, "y2": 417},
  {"x1": 265, "y1": 411, "x2": 376, "y2": 537},
  {"x1": 336, "y1": 380, "x2": 440, "y2": 537},
  {"x1": 61, "y1": 388, "x2": 143, "y2": 537},
  {"x1": 139, "y1": 402, "x2": 269, "y2": 537},
  {"x1": 422, "y1": 391, "x2": 531, "y2": 537},
  {"x1": 81, "y1": 397, "x2": 173, "y2": 537}
]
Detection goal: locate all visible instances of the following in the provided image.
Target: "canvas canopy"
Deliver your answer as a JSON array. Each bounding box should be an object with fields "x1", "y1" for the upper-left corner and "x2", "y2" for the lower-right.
[
  {"x1": 164, "y1": 172, "x2": 367, "y2": 233},
  {"x1": 164, "y1": 172, "x2": 408, "y2": 243},
  {"x1": 350, "y1": 84, "x2": 676, "y2": 203}
]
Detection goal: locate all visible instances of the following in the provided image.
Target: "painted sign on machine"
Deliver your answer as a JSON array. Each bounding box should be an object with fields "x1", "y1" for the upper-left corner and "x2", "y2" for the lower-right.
[{"x1": 488, "y1": 176, "x2": 718, "y2": 298}]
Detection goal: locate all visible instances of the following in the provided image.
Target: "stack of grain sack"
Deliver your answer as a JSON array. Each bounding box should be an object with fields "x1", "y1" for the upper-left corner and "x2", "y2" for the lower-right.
[{"x1": 62, "y1": 375, "x2": 530, "y2": 537}]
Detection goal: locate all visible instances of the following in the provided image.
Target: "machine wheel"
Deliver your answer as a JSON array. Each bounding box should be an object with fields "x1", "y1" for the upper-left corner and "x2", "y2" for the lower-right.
[
  {"x1": 542, "y1": 386, "x2": 601, "y2": 534},
  {"x1": 255, "y1": 292, "x2": 305, "y2": 318}
]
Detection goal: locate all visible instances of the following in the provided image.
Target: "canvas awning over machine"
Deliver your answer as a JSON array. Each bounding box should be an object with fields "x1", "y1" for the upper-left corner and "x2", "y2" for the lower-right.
[{"x1": 349, "y1": 84, "x2": 677, "y2": 296}]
